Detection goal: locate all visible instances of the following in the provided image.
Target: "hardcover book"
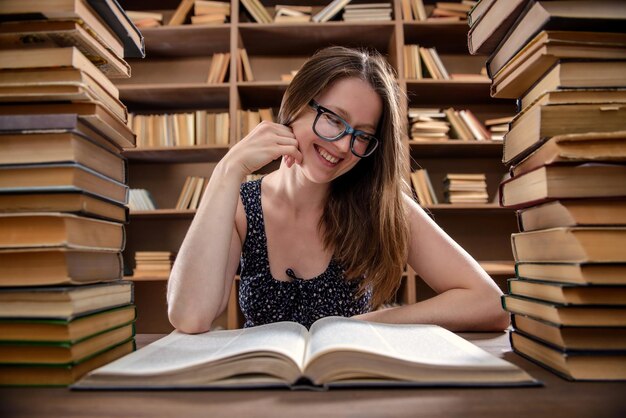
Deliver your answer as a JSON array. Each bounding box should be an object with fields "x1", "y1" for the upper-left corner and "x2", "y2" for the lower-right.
[
  {"x1": 512, "y1": 314, "x2": 626, "y2": 351},
  {"x1": 515, "y1": 262, "x2": 626, "y2": 286},
  {"x1": 491, "y1": 31, "x2": 626, "y2": 99},
  {"x1": 0, "y1": 339, "x2": 134, "y2": 386},
  {"x1": 517, "y1": 199, "x2": 626, "y2": 232},
  {"x1": 487, "y1": 1, "x2": 626, "y2": 79},
  {"x1": 0, "y1": 305, "x2": 135, "y2": 342},
  {"x1": 0, "y1": 281, "x2": 133, "y2": 320},
  {"x1": 0, "y1": 247, "x2": 124, "y2": 287},
  {"x1": 502, "y1": 294, "x2": 626, "y2": 327},
  {"x1": 511, "y1": 226, "x2": 626, "y2": 263},
  {"x1": 510, "y1": 330, "x2": 626, "y2": 381},
  {"x1": 73, "y1": 316, "x2": 537, "y2": 390},
  {"x1": 499, "y1": 164, "x2": 626, "y2": 209},
  {"x1": 0, "y1": 212, "x2": 126, "y2": 252}
]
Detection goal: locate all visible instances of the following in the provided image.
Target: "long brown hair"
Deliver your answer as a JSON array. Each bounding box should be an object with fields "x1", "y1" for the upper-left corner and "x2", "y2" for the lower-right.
[{"x1": 278, "y1": 46, "x2": 410, "y2": 308}]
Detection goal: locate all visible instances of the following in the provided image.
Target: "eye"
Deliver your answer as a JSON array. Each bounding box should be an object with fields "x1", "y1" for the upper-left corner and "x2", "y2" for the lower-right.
[
  {"x1": 321, "y1": 112, "x2": 343, "y2": 128},
  {"x1": 355, "y1": 133, "x2": 375, "y2": 143}
]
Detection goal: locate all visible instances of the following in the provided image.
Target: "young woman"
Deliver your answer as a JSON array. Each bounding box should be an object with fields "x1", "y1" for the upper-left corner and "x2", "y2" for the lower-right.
[{"x1": 167, "y1": 46, "x2": 509, "y2": 333}]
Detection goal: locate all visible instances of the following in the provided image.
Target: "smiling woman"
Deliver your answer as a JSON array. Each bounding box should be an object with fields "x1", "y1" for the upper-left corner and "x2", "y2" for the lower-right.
[{"x1": 166, "y1": 46, "x2": 509, "y2": 334}]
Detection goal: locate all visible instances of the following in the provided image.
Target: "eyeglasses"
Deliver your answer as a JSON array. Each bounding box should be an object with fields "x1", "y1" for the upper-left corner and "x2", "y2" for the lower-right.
[{"x1": 308, "y1": 100, "x2": 379, "y2": 158}]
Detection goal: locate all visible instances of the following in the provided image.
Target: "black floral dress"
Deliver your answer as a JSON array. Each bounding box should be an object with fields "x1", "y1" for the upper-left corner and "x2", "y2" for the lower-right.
[{"x1": 238, "y1": 178, "x2": 371, "y2": 329}]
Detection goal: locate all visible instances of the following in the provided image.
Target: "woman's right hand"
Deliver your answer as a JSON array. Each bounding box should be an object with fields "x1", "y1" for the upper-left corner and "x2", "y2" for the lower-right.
[{"x1": 221, "y1": 121, "x2": 303, "y2": 177}]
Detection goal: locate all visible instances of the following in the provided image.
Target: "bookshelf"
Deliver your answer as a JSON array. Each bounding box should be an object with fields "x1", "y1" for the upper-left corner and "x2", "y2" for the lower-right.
[{"x1": 117, "y1": 0, "x2": 517, "y2": 332}]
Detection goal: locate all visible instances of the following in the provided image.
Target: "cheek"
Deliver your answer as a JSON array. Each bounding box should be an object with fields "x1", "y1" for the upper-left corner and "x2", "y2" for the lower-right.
[{"x1": 291, "y1": 119, "x2": 314, "y2": 145}]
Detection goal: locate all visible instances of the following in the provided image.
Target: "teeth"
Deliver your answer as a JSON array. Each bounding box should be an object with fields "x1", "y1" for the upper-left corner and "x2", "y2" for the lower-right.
[{"x1": 317, "y1": 146, "x2": 340, "y2": 164}]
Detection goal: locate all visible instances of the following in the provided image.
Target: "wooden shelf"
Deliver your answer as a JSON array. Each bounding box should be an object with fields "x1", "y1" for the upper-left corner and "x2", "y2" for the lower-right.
[
  {"x1": 408, "y1": 140, "x2": 503, "y2": 157},
  {"x1": 123, "y1": 145, "x2": 229, "y2": 162},
  {"x1": 114, "y1": 0, "x2": 521, "y2": 330},
  {"x1": 239, "y1": 22, "x2": 395, "y2": 55},
  {"x1": 130, "y1": 209, "x2": 196, "y2": 219},
  {"x1": 118, "y1": 84, "x2": 230, "y2": 110},
  {"x1": 141, "y1": 25, "x2": 231, "y2": 57},
  {"x1": 403, "y1": 21, "x2": 470, "y2": 53}
]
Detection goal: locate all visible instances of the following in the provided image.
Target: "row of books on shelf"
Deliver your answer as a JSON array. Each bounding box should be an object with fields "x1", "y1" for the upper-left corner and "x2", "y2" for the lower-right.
[
  {"x1": 1, "y1": 0, "x2": 143, "y2": 386},
  {"x1": 129, "y1": 104, "x2": 508, "y2": 149},
  {"x1": 129, "y1": 112, "x2": 230, "y2": 148},
  {"x1": 410, "y1": 170, "x2": 491, "y2": 205},
  {"x1": 129, "y1": 0, "x2": 478, "y2": 26},
  {"x1": 409, "y1": 108, "x2": 510, "y2": 141},
  {"x1": 242, "y1": 0, "x2": 393, "y2": 24},
  {"x1": 128, "y1": 0, "x2": 231, "y2": 27},
  {"x1": 468, "y1": 0, "x2": 626, "y2": 381},
  {"x1": 401, "y1": 0, "x2": 475, "y2": 22},
  {"x1": 403, "y1": 45, "x2": 488, "y2": 81}
]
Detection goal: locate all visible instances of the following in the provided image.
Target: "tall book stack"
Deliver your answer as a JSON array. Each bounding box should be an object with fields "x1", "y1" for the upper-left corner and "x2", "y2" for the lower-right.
[
  {"x1": 468, "y1": 0, "x2": 626, "y2": 380},
  {"x1": 0, "y1": 0, "x2": 145, "y2": 386}
]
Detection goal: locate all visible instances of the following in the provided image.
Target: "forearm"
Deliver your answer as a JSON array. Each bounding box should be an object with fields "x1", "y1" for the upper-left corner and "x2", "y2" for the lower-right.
[
  {"x1": 355, "y1": 287, "x2": 510, "y2": 332},
  {"x1": 167, "y1": 160, "x2": 243, "y2": 333}
]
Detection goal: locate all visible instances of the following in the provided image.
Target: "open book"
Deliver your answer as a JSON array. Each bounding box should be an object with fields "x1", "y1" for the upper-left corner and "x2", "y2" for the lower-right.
[{"x1": 73, "y1": 317, "x2": 537, "y2": 390}]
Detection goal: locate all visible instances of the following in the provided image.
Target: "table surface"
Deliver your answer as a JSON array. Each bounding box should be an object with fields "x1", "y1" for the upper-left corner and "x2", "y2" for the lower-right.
[{"x1": 1, "y1": 332, "x2": 625, "y2": 418}]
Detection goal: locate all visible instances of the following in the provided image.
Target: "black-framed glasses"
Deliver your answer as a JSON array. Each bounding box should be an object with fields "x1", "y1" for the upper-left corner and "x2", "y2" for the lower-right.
[{"x1": 308, "y1": 100, "x2": 379, "y2": 158}]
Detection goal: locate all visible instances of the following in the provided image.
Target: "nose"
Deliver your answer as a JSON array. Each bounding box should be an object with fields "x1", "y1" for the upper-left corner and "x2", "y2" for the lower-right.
[{"x1": 332, "y1": 132, "x2": 352, "y2": 155}]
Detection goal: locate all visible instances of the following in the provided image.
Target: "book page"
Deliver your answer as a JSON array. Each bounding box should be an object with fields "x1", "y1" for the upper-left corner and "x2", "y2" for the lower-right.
[
  {"x1": 91, "y1": 321, "x2": 309, "y2": 376},
  {"x1": 305, "y1": 317, "x2": 516, "y2": 370}
]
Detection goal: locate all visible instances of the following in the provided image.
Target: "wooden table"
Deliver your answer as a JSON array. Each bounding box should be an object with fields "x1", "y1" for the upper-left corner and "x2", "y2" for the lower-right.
[{"x1": 1, "y1": 332, "x2": 625, "y2": 418}]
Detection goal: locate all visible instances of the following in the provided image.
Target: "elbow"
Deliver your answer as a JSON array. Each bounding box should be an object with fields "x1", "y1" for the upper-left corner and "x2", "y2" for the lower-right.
[
  {"x1": 476, "y1": 287, "x2": 510, "y2": 332},
  {"x1": 489, "y1": 308, "x2": 511, "y2": 332},
  {"x1": 483, "y1": 294, "x2": 510, "y2": 331},
  {"x1": 168, "y1": 306, "x2": 213, "y2": 334}
]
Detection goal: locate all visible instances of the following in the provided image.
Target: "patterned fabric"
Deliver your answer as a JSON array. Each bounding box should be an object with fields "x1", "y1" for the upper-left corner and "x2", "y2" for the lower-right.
[{"x1": 238, "y1": 178, "x2": 371, "y2": 329}]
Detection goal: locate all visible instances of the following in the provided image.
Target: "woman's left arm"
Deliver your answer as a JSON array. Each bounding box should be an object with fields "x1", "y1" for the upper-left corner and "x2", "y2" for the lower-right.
[{"x1": 354, "y1": 195, "x2": 510, "y2": 331}]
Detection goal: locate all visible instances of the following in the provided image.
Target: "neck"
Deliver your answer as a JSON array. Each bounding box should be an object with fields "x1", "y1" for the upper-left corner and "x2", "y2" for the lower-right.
[{"x1": 267, "y1": 161, "x2": 329, "y2": 214}]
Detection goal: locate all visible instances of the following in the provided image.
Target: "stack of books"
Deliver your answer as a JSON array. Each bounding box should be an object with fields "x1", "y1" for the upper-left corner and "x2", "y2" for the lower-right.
[
  {"x1": 342, "y1": 3, "x2": 392, "y2": 22},
  {"x1": 191, "y1": 1, "x2": 230, "y2": 25},
  {"x1": 443, "y1": 174, "x2": 488, "y2": 204},
  {"x1": 129, "y1": 111, "x2": 230, "y2": 147},
  {"x1": 430, "y1": 1, "x2": 474, "y2": 21},
  {"x1": 408, "y1": 108, "x2": 450, "y2": 141},
  {"x1": 484, "y1": 116, "x2": 513, "y2": 141},
  {"x1": 166, "y1": 0, "x2": 230, "y2": 26},
  {"x1": 133, "y1": 251, "x2": 175, "y2": 279},
  {"x1": 0, "y1": 1, "x2": 143, "y2": 386},
  {"x1": 469, "y1": 0, "x2": 626, "y2": 380}
]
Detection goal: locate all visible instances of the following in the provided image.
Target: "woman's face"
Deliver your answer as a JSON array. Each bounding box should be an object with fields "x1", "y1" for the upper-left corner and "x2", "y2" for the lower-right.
[{"x1": 290, "y1": 77, "x2": 383, "y2": 184}]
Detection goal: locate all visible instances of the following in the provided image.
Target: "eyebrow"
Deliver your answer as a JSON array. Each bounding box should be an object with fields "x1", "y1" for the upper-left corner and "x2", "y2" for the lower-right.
[{"x1": 327, "y1": 104, "x2": 377, "y2": 133}]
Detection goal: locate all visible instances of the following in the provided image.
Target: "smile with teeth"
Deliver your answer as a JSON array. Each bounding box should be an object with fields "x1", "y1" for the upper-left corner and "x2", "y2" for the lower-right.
[{"x1": 315, "y1": 145, "x2": 341, "y2": 165}]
